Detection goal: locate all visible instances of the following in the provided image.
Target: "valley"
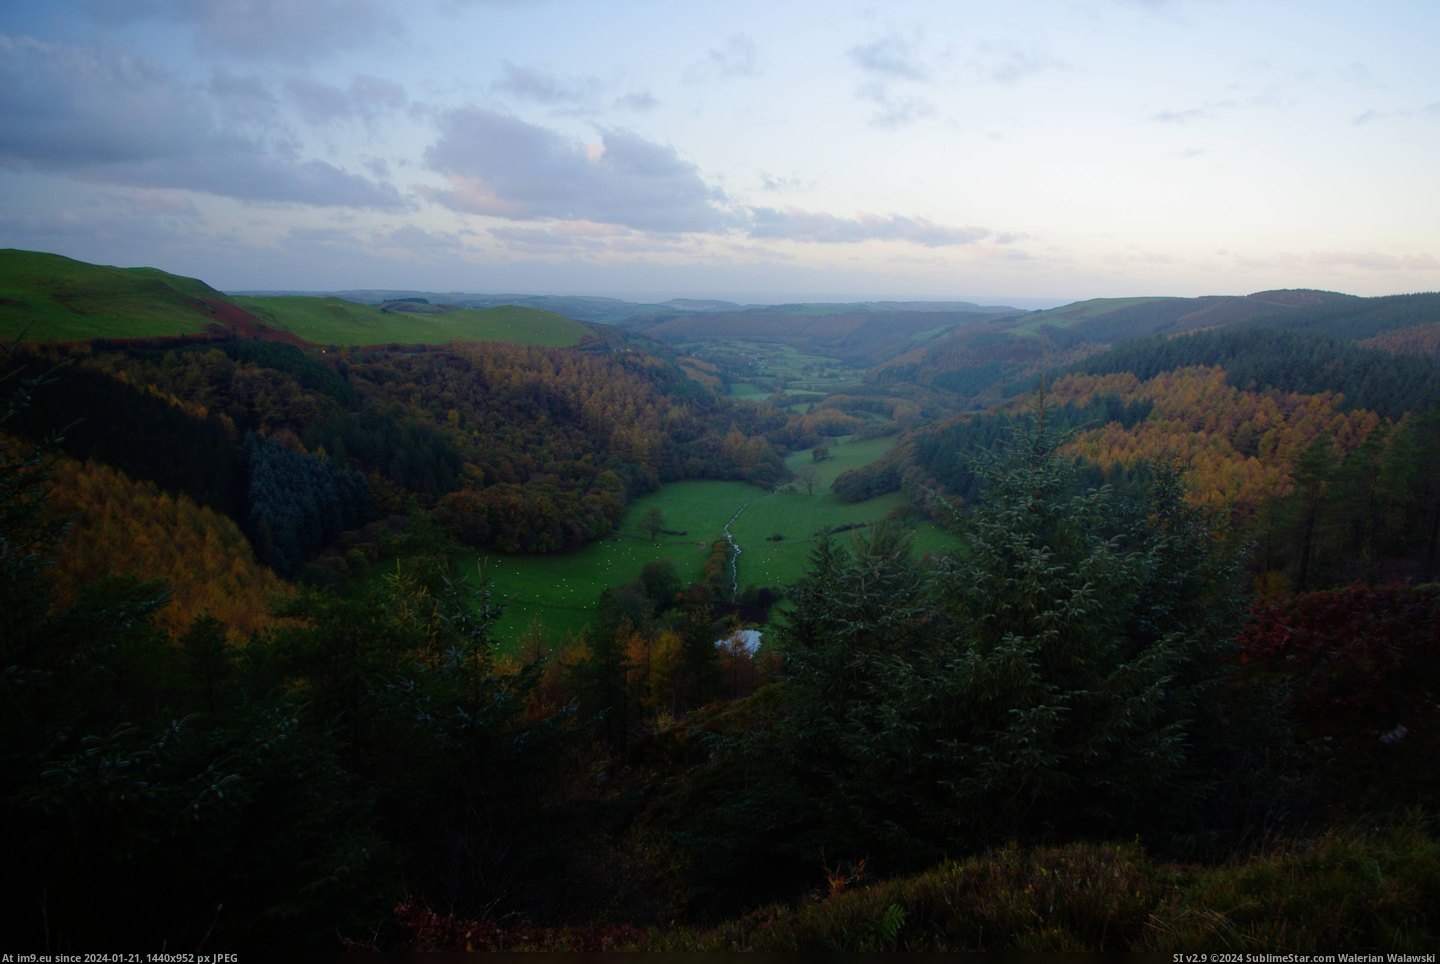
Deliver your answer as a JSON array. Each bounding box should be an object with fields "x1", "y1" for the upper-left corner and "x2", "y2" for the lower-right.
[
  {"x1": 3, "y1": 247, "x2": 1440, "y2": 953},
  {"x1": 483, "y1": 436, "x2": 962, "y2": 648}
]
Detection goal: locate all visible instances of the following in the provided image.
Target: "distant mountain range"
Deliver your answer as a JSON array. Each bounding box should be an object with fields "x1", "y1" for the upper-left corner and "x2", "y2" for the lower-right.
[{"x1": 229, "y1": 288, "x2": 1025, "y2": 325}]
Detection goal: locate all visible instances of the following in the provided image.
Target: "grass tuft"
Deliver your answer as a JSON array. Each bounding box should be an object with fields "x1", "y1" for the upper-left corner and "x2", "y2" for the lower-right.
[{"x1": 642, "y1": 816, "x2": 1440, "y2": 952}]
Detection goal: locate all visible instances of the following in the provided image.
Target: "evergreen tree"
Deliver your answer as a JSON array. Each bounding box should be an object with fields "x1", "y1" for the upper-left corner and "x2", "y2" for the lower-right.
[{"x1": 711, "y1": 405, "x2": 1245, "y2": 894}]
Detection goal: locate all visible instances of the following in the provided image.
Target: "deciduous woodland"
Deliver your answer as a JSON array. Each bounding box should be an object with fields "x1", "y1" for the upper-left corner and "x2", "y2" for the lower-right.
[{"x1": 2, "y1": 250, "x2": 1439, "y2": 952}]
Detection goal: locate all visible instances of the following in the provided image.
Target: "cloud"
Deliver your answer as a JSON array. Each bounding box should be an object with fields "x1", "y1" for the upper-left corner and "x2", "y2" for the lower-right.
[
  {"x1": 615, "y1": 91, "x2": 660, "y2": 111},
  {"x1": 285, "y1": 74, "x2": 408, "y2": 124},
  {"x1": 987, "y1": 49, "x2": 1065, "y2": 85},
  {"x1": 746, "y1": 207, "x2": 995, "y2": 247},
  {"x1": 1310, "y1": 249, "x2": 1439, "y2": 272},
  {"x1": 494, "y1": 63, "x2": 658, "y2": 114},
  {"x1": 0, "y1": 34, "x2": 210, "y2": 166},
  {"x1": 377, "y1": 225, "x2": 471, "y2": 252},
  {"x1": 694, "y1": 34, "x2": 761, "y2": 80},
  {"x1": 108, "y1": 153, "x2": 407, "y2": 209},
  {"x1": 495, "y1": 62, "x2": 601, "y2": 109},
  {"x1": 82, "y1": 0, "x2": 401, "y2": 62},
  {"x1": 0, "y1": 34, "x2": 405, "y2": 209},
  {"x1": 1353, "y1": 102, "x2": 1440, "y2": 126},
  {"x1": 283, "y1": 225, "x2": 355, "y2": 245},
  {"x1": 422, "y1": 110, "x2": 1010, "y2": 249},
  {"x1": 488, "y1": 225, "x2": 597, "y2": 250},
  {"x1": 849, "y1": 31, "x2": 930, "y2": 80},
  {"x1": 759, "y1": 172, "x2": 806, "y2": 193},
  {"x1": 423, "y1": 107, "x2": 734, "y2": 232},
  {"x1": 1149, "y1": 100, "x2": 1236, "y2": 124},
  {"x1": 125, "y1": 188, "x2": 204, "y2": 219},
  {"x1": 1224, "y1": 248, "x2": 1440, "y2": 278},
  {"x1": 0, "y1": 188, "x2": 217, "y2": 262},
  {"x1": 208, "y1": 68, "x2": 280, "y2": 125},
  {"x1": 856, "y1": 81, "x2": 936, "y2": 128},
  {"x1": 1150, "y1": 106, "x2": 1211, "y2": 124},
  {"x1": 681, "y1": 33, "x2": 759, "y2": 84},
  {"x1": 848, "y1": 30, "x2": 935, "y2": 127}
]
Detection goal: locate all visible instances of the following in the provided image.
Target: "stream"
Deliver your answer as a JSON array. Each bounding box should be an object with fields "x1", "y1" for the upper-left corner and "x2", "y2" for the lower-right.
[{"x1": 721, "y1": 501, "x2": 752, "y2": 601}]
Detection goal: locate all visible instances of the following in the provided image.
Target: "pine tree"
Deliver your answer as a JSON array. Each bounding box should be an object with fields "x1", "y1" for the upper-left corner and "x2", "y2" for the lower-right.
[{"x1": 725, "y1": 405, "x2": 1244, "y2": 878}]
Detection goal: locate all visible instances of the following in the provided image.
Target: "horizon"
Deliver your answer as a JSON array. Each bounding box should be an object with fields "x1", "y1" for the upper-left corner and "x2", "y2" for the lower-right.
[
  {"x1": 224, "y1": 280, "x2": 1070, "y2": 310},
  {"x1": 16, "y1": 242, "x2": 1437, "y2": 315},
  {"x1": 2, "y1": 1, "x2": 1438, "y2": 302},
  {"x1": 219, "y1": 282, "x2": 1392, "y2": 314}
]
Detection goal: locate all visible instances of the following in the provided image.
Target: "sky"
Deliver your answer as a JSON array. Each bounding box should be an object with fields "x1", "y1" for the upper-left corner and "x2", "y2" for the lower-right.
[{"x1": 1, "y1": 0, "x2": 1437, "y2": 306}]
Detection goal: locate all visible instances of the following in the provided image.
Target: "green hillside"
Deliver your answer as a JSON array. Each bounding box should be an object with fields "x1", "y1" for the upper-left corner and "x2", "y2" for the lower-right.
[
  {"x1": 0, "y1": 248, "x2": 224, "y2": 341},
  {"x1": 1013, "y1": 295, "x2": 1169, "y2": 328},
  {"x1": 0, "y1": 249, "x2": 594, "y2": 348},
  {"x1": 233, "y1": 295, "x2": 592, "y2": 347}
]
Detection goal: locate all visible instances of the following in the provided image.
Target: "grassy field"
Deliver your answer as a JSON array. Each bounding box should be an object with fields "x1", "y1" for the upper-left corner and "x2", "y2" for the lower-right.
[
  {"x1": 233, "y1": 296, "x2": 591, "y2": 346},
  {"x1": 1, "y1": 248, "x2": 218, "y2": 342},
  {"x1": 0, "y1": 249, "x2": 592, "y2": 348},
  {"x1": 1001, "y1": 296, "x2": 1170, "y2": 336},
  {"x1": 684, "y1": 339, "x2": 866, "y2": 395},
  {"x1": 478, "y1": 436, "x2": 959, "y2": 650},
  {"x1": 725, "y1": 382, "x2": 770, "y2": 399}
]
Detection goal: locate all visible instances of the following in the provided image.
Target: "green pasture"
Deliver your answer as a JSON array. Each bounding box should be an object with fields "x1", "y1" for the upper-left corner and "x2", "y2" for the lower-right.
[
  {"x1": 233, "y1": 296, "x2": 590, "y2": 347},
  {"x1": 687, "y1": 339, "x2": 865, "y2": 395},
  {"x1": 802, "y1": 435, "x2": 893, "y2": 481},
  {"x1": 478, "y1": 436, "x2": 960, "y2": 650},
  {"x1": 0, "y1": 249, "x2": 216, "y2": 342},
  {"x1": 478, "y1": 479, "x2": 756, "y2": 647},
  {"x1": 726, "y1": 382, "x2": 769, "y2": 399},
  {"x1": 1002, "y1": 296, "x2": 1168, "y2": 336},
  {"x1": 0, "y1": 249, "x2": 593, "y2": 348}
]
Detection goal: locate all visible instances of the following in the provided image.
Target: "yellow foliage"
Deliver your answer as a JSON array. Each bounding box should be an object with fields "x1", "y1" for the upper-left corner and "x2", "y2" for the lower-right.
[
  {"x1": 45, "y1": 458, "x2": 293, "y2": 640},
  {"x1": 1052, "y1": 367, "x2": 1384, "y2": 518}
]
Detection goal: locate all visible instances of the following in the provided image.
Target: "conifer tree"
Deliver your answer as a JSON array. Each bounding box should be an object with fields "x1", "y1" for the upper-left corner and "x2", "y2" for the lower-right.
[{"x1": 728, "y1": 403, "x2": 1244, "y2": 878}]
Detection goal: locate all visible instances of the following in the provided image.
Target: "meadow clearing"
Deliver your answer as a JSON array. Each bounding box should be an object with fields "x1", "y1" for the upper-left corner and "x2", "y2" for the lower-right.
[{"x1": 478, "y1": 436, "x2": 960, "y2": 650}]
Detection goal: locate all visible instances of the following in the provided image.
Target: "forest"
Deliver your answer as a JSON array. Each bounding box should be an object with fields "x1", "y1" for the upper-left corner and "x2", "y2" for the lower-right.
[{"x1": 2, "y1": 249, "x2": 1439, "y2": 953}]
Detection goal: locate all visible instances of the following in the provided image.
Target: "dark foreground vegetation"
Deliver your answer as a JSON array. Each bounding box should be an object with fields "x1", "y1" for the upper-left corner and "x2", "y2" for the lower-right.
[{"x1": 2, "y1": 251, "x2": 1439, "y2": 952}]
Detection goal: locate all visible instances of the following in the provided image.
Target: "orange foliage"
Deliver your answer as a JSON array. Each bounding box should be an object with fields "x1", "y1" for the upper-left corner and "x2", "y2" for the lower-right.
[
  {"x1": 1359, "y1": 320, "x2": 1440, "y2": 360},
  {"x1": 1050, "y1": 366, "x2": 1384, "y2": 517},
  {"x1": 624, "y1": 627, "x2": 685, "y2": 718},
  {"x1": 45, "y1": 458, "x2": 292, "y2": 639}
]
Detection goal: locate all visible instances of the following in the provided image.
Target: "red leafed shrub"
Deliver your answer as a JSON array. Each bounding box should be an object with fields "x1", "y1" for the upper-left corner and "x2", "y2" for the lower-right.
[
  {"x1": 1234, "y1": 584, "x2": 1440, "y2": 810},
  {"x1": 1236, "y1": 584, "x2": 1440, "y2": 736}
]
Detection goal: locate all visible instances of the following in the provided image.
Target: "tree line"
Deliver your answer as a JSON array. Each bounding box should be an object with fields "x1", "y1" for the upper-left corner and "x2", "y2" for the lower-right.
[{"x1": 5, "y1": 363, "x2": 1437, "y2": 949}]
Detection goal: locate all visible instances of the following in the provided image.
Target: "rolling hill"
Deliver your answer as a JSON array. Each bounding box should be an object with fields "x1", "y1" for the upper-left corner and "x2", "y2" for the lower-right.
[
  {"x1": 0, "y1": 248, "x2": 250, "y2": 342},
  {"x1": 231, "y1": 295, "x2": 593, "y2": 347},
  {"x1": 0, "y1": 249, "x2": 597, "y2": 348}
]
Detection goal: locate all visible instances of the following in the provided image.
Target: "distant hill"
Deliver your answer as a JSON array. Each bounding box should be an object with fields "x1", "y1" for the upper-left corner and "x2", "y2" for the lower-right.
[
  {"x1": 231, "y1": 296, "x2": 594, "y2": 348},
  {"x1": 886, "y1": 288, "x2": 1440, "y2": 408},
  {"x1": 0, "y1": 250, "x2": 595, "y2": 348},
  {"x1": 228, "y1": 284, "x2": 1033, "y2": 366},
  {"x1": 1011, "y1": 290, "x2": 1357, "y2": 342},
  {"x1": 251, "y1": 289, "x2": 678, "y2": 325},
  {"x1": 0, "y1": 248, "x2": 270, "y2": 343},
  {"x1": 620, "y1": 306, "x2": 1022, "y2": 368},
  {"x1": 246, "y1": 289, "x2": 1025, "y2": 326}
]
